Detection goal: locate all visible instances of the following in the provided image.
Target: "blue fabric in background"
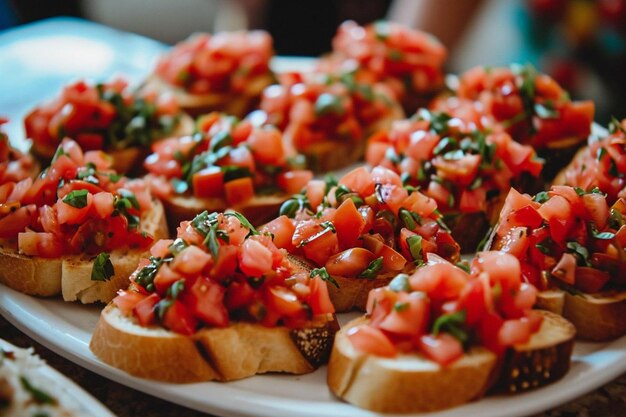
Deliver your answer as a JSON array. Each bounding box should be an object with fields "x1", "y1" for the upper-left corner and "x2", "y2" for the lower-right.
[{"x1": 0, "y1": 0, "x2": 18, "y2": 29}]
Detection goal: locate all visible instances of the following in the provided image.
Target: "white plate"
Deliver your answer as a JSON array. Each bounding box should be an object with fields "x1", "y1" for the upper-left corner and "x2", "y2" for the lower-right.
[
  {"x1": 2, "y1": 17, "x2": 626, "y2": 417},
  {"x1": 0, "y1": 338, "x2": 115, "y2": 417},
  {"x1": 2, "y1": 284, "x2": 626, "y2": 417}
]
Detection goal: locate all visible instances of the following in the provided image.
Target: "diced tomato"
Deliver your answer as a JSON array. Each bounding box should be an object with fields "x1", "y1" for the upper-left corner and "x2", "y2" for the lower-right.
[
  {"x1": 325, "y1": 248, "x2": 377, "y2": 277},
  {"x1": 193, "y1": 167, "x2": 224, "y2": 198},
  {"x1": 378, "y1": 292, "x2": 429, "y2": 337},
  {"x1": 472, "y1": 251, "x2": 521, "y2": 292},
  {"x1": 247, "y1": 128, "x2": 285, "y2": 165},
  {"x1": 153, "y1": 264, "x2": 185, "y2": 295},
  {"x1": 551, "y1": 253, "x2": 577, "y2": 285},
  {"x1": 582, "y1": 193, "x2": 609, "y2": 230},
  {"x1": 538, "y1": 195, "x2": 573, "y2": 242},
  {"x1": 379, "y1": 244, "x2": 407, "y2": 272},
  {"x1": 498, "y1": 318, "x2": 532, "y2": 346},
  {"x1": 211, "y1": 244, "x2": 239, "y2": 278},
  {"x1": 513, "y1": 282, "x2": 537, "y2": 311},
  {"x1": 575, "y1": 266, "x2": 610, "y2": 293},
  {"x1": 409, "y1": 262, "x2": 468, "y2": 300},
  {"x1": 509, "y1": 205, "x2": 544, "y2": 229},
  {"x1": 433, "y1": 154, "x2": 481, "y2": 188},
  {"x1": 162, "y1": 300, "x2": 199, "y2": 335},
  {"x1": 456, "y1": 277, "x2": 487, "y2": 325},
  {"x1": 92, "y1": 192, "x2": 114, "y2": 219},
  {"x1": 150, "y1": 239, "x2": 174, "y2": 258},
  {"x1": 497, "y1": 226, "x2": 530, "y2": 258},
  {"x1": 377, "y1": 183, "x2": 409, "y2": 214},
  {"x1": 265, "y1": 286, "x2": 304, "y2": 317},
  {"x1": 476, "y1": 311, "x2": 504, "y2": 354},
  {"x1": 333, "y1": 198, "x2": 366, "y2": 249},
  {"x1": 225, "y1": 280, "x2": 256, "y2": 310},
  {"x1": 371, "y1": 165, "x2": 403, "y2": 187},
  {"x1": 305, "y1": 179, "x2": 326, "y2": 210},
  {"x1": 133, "y1": 293, "x2": 160, "y2": 326},
  {"x1": 301, "y1": 227, "x2": 339, "y2": 266},
  {"x1": 113, "y1": 290, "x2": 148, "y2": 316},
  {"x1": 308, "y1": 275, "x2": 335, "y2": 314},
  {"x1": 260, "y1": 216, "x2": 295, "y2": 250},
  {"x1": 401, "y1": 190, "x2": 438, "y2": 218},
  {"x1": 277, "y1": 170, "x2": 313, "y2": 195},
  {"x1": 459, "y1": 187, "x2": 486, "y2": 213},
  {"x1": 339, "y1": 166, "x2": 375, "y2": 197},
  {"x1": 347, "y1": 324, "x2": 397, "y2": 357},
  {"x1": 170, "y1": 245, "x2": 213, "y2": 276},
  {"x1": 418, "y1": 333, "x2": 463, "y2": 366},
  {"x1": 239, "y1": 236, "x2": 273, "y2": 276},
  {"x1": 56, "y1": 193, "x2": 93, "y2": 225},
  {"x1": 224, "y1": 177, "x2": 254, "y2": 205},
  {"x1": 185, "y1": 276, "x2": 228, "y2": 327},
  {"x1": 0, "y1": 205, "x2": 37, "y2": 238}
]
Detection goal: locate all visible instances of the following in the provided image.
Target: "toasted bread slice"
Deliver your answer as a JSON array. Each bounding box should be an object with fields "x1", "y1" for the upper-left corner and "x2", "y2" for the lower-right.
[
  {"x1": 0, "y1": 199, "x2": 168, "y2": 303},
  {"x1": 90, "y1": 304, "x2": 338, "y2": 382},
  {"x1": 328, "y1": 310, "x2": 574, "y2": 413},
  {"x1": 537, "y1": 289, "x2": 626, "y2": 342},
  {"x1": 327, "y1": 316, "x2": 498, "y2": 413},
  {"x1": 162, "y1": 192, "x2": 287, "y2": 231},
  {"x1": 30, "y1": 114, "x2": 194, "y2": 175},
  {"x1": 144, "y1": 74, "x2": 274, "y2": 118}
]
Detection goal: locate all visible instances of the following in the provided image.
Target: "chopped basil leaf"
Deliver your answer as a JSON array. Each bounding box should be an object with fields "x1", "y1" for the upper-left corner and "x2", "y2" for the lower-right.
[
  {"x1": 155, "y1": 298, "x2": 174, "y2": 320},
  {"x1": 597, "y1": 147, "x2": 607, "y2": 161},
  {"x1": 609, "y1": 116, "x2": 626, "y2": 135},
  {"x1": 171, "y1": 178, "x2": 189, "y2": 194},
  {"x1": 432, "y1": 310, "x2": 468, "y2": 344},
  {"x1": 534, "y1": 191, "x2": 550, "y2": 203},
  {"x1": 91, "y1": 252, "x2": 115, "y2": 281},
  {"x1": 566, "y1": 241, "x2": 590, "y2": 266},
  {"x1": 393, "y1": 301, "x2": 409, "y2": 312},
  {"x1": 210, "y1": 131, "x2": 233, "y2": 152},
  {"x1": 314, "y1": 93, "x2": 344, "y2": 117},
  {"x1": 310, "y1": 267, "x2": 339, "y2": 288},
  {"x1": 20, "y1": 376, "x2": 57, "y2": 405},
  {"x1": 433, "y1": 136, "x2": 457, "y2": 155},
  {"x1": 591, "y1": 227, "x2": 615, "y2": 240},
  {"x1": 358, "y1": 257, "x2": 384, "y2": 279},
  {"x1": 118, "y1": 189, "x2": 140, "y2": 210},
  {"x1": 320, "y1": 221, "x2": 336, "y2": 233},
  {"x1": 168, "y1": 238, "x2": 189, "y2": 256},
  {"x1": 373, "y1": 20, "x2": 391, "y2": 40},
  {"x1": 573, "y1": 187, "x2": 586, "y2": 196},
  {"x1": 399, "y1": 208, "x2": 416, "y2": 230},
  {"x1": 279, "y1": 196, "x2": 308, "y2": 218},
  {"x1": 406, "y1": 234, "x2": 423, "y2": 264},
  {"x1": 225, "y1": 211, "x2": 259, "y2": 235},
  {"x1": 534, "y1": 102, "x2": 559, "y2": 119},
  {"x1": 62, "y1": 189, "x2": 89, "y2": 208},
  {"x1": 456, "y1": 261, "x2": 471, "y2": 273},
  {"x1": 135, "y1": 256, "x2": 168, "y2": 290},
  {"x1": 222, "y1": 165, "x2": 252, "y2": 182},
  {"x1": 167, "y1": 279, "x2": 185, "y2": 299},
  {"x1": 388, "y1": 273, "x2": 410, "y2": 292}
]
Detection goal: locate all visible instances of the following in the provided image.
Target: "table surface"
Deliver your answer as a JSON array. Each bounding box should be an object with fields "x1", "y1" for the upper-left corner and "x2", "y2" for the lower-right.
[{"x1": 1, "y1": 17, "x2": 626, "y2": 417}]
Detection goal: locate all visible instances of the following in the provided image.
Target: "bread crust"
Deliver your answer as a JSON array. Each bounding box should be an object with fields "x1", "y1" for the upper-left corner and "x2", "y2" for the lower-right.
[
  {"x1": 327, "y1": 316, "x2": 498, "y2": 413},
  {"x1": 162, "y1": 192, "x2": 287, "y2": 230},
  {"x1": 0, "y1": 199, "x2": 168, "y2": 303},
  {"x1": 90, "y1": 304, "x2": 338, "y2": 382},
  {"x1": 144, "y1": 74, "x2": 274, "y2": 118}
]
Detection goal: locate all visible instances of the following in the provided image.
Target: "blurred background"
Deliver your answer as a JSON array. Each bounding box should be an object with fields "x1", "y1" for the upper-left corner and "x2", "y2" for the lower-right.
[{"x1": 2, "y1": 0, "x2": 625, "y2": 122}]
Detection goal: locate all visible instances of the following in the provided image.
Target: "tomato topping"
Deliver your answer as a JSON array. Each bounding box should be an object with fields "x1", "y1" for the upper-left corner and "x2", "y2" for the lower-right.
[
  {"x1": 418, "y1": 333, "x2": 463, "y2": 366},
  {"x1": 347, "y1": 325, "x2": 397, "y2": 358},
  {"x1": 119, "y1": 210, "x2": 334, "y2": 335},
  {"x1": 492, "y1": 186, "x2": 626, "y2": 293},
  {"x1": 0, "y1": 139, "x2": 157, "y2": 257},
  {"x1": 24, "y1": 78, "x2": 185, "y2": 156}
]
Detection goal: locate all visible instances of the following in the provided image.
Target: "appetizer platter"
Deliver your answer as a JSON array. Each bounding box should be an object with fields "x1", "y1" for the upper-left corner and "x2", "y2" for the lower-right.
[{"x1": 2, "y1": 17, "x2": 626, "y2": 417}]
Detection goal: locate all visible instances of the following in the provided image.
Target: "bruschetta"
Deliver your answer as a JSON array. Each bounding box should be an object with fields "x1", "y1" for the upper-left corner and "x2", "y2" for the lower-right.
[
  {"x1": 260, "y1": 165, "x2": 461, "y2": 312},
  {"x1": 319, "y1": 20, "x2": 447, "y2": 114},
  {"x1": 90, "y1": 210, "x2": 337, "y2": 382},
  {"x1": 259, "y1": 70, "x2": 404, "y2": 172},
  {"x1": 0, "y1": 139, "x2": 168, "y2": 303},
  {"x1": 433, "y1": 64, "x2": 594, "y2": 179},
  {"x1": 145, "y1": 112, "x2": 313, "y2": 230},
  {"x1": 145, "y1": 31, "x2": 275, "y2": 117},
  {"x1": 366, "y1": 109, "x2": 544, "y2": 252},
  {"x1": 486, "y1": 185, "x2": 626, "y2": 341},
  {"x1": 554, "y1": 117, "x2": 626, "y2": 203},
  {"x1": 24, "y1": 78, "x2": 194, "y2": 174},
  {"x1": 327, "y1": 251, "x2": 575, "y2": 413},
  {"x1": 0, "y1": 117, "x2": 39, "y2": 184}
]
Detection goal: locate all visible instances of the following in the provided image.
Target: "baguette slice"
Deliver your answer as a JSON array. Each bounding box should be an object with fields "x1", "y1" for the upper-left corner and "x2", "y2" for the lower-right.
[
  {"x1": 162, "y1": 192, "x2": 287, "y2": 231},
  {"x1": 536, "y1": 289, "x2": 626, "y2": 341},
  {"x1": 90, "y1": 304, "x2": 338, "y2": 383},
  {"x1": 328, "y1": 310, "x2": 574, "y2": 413},
  {"x1": 0, "y1": 199, "x2": 168, "y2": 303},
  {"x1": 327, "y1": 316, "x2": 498, "y2": 413},
  {"x1": 144, "y1": 74, "x2": 274, "y2": 118}
]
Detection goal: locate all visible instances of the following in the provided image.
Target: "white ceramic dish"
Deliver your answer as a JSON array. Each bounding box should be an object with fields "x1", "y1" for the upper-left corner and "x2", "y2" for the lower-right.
[
  {"x1": 0, "y1": 338, "x2": 115, "y2": 417},
  {"x1": 2, "y1": 284, "x2": 626, "y2": 417}
]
